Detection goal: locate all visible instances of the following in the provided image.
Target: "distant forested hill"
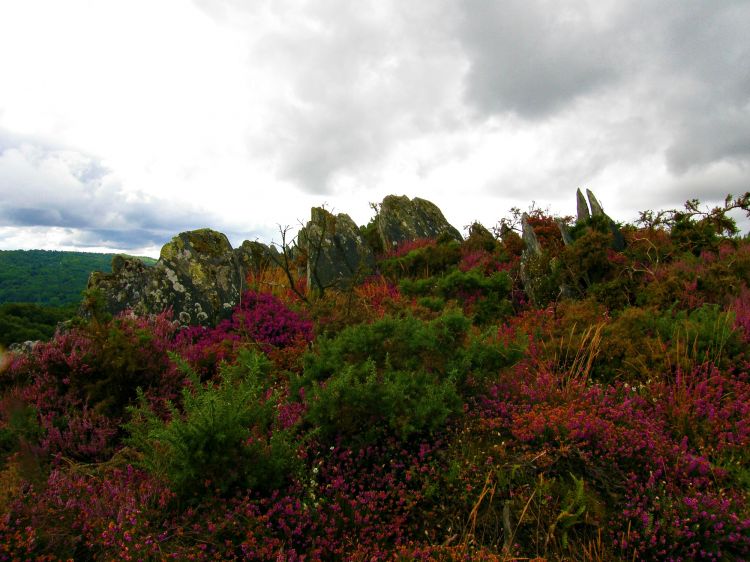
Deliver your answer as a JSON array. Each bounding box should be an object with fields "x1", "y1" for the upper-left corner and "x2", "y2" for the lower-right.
[{"x1": 0, "y1": 250, "x2": 156, "y2": 306}]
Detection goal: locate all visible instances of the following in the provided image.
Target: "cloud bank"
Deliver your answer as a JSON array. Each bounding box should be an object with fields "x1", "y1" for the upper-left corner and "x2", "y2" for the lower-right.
[{"x1": 0, "y1": 0, "x2": 748, "y2": 255}]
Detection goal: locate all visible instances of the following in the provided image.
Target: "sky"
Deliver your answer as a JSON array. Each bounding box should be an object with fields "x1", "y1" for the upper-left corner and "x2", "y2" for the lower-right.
[{"x1": 0, "y1": 0, "x2": 748, "y2": 258}]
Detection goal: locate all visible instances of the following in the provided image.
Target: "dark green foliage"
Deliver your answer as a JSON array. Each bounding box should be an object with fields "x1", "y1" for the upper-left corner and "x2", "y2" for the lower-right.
[
  {"x1": 306, "y1": 361, "x2": 462, "y2": 445},
  {"x1": 521, "y1": 250, "x2": 563, "y2": 306},
  {"x1": 0, "y1": 400, "x2": 41, "y2": 464},
  {"x1": 71, "y1": 317, "x2": 172, "y2": 418},
  {"x1": 126, "y1": 349, "x2": 300, "y2": 501},
  {"x1": 303, "y1": 309, "x2": 471, "y2": 383},
  {"x1": 359, "y1": 216, "x2": 384, "y2": 255},
  {"x1": 380, "y1": 240, "x2": 462, "y2": 279},
  {"x1": 464, "y1": 222, "x2": 499, "y2": 253},
  {"x1": 0, "y1": 302, "x2": 76, "y2": 346},
  {"x1": 401, "y1": 269, "x2": 513, "y2": 325},
  {"x1": 559, "y1": 229, "x2": 616, "y2": 294},
  {"x1": 300, "y1": 311, "x2": 468, "y2": 445},
  {"x1": 0, "y1": 250, "x2": 155, "y2": 306}
]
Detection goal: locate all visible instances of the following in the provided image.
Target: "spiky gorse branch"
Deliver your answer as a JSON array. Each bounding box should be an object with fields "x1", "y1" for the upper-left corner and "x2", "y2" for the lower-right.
[{"x1": 636, "y1": 192, "x2": 750, "y2": 236}]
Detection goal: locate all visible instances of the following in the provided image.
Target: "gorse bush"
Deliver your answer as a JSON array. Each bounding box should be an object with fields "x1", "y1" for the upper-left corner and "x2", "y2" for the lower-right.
[
  {"x1": 302, "y1": 309, "x2": 471, "y2": 383},
  {"x1": 400, "y1": 268, "x2": 513, "y2": 325},
  {"x1": 2, "y1": 194, "x2": 750, "y2": 560},
  {"x1": 306, "y1": 361, "x2": 461, "y2": 445},
  {"x1": 301, "y1": 310, "x2": 469, "y2": 445},
  {"x1": 126, "y1": 349, "x2": 300, "y2": 501},
  {"x1": 380, "y1": 239, "x2": 462, "y2": 279}
]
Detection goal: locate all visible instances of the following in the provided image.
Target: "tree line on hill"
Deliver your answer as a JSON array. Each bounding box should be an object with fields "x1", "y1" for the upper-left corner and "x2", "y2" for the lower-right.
[{"x1": 0, "y1": 250, "x2": 155, "y2": 346}]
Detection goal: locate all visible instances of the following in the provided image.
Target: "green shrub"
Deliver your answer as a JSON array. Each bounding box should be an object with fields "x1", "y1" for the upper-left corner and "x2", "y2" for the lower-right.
[
  {"x1": 401, "y1": 269, "x2": 513, "y2": 324},
  {"x1": 303, "y1": 310, "x2": 471, "y2": 383},
  {"x1": 380, "y1": 241, "x2": 462, "y2": 280},
  {"x1": 126, "y1": 349, "x2": 299, "y2": 501},
  {"x1": 306, "y1": 361, "x2": 462, "y2": 446}
]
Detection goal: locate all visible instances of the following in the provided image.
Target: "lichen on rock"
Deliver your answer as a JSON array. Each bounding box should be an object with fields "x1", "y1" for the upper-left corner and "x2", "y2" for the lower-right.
[
  {"x1": 376, "y1": 195, "x2": 462, "y2": 250},
  {"x1": 87, "y1": 229, "x2": 273, "y2": 326}
]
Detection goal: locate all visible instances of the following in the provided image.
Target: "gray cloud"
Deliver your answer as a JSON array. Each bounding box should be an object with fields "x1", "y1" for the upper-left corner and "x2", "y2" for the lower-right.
[
  {"x1": 0, "y1": 130, "x2": 242, "y2": 251},
  {"x1": 3, "y1": 0, "x2": 749, "y2": 255},
  {"x1": 199, "y1": 0, "x2": 465, "y2": 194},
  {"x1": 457, "y1": 0, "x2": 618, "y2": 119}
]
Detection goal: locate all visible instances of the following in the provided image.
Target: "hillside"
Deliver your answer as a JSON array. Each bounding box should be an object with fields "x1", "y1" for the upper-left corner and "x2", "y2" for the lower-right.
[
  {"x1": 0, "y1": 195, "x2": 749, "y2": 560},
  {"x1": 0, "y1": 250, "x2": 156, "y2": 306}
]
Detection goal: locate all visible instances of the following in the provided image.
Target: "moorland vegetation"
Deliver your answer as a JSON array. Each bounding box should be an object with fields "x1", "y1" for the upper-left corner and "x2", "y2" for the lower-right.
[{"x1": 1, "y1": 195, "x2": 749, "y2": 560}]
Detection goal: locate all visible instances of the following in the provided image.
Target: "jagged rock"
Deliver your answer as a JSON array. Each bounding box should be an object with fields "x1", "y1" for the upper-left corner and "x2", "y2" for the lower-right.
[
  {"x1": 520, "y1": 213, "x2": 542, "y2": 256},
  {"x1": 580, "y1": 189, "x2": 626, "y2": 251},
  {"x1": 87, "y1": 229, "x2": 269, "y2": 326},
  {"x1": 519, "y1": 213, "x2": 549, "y2": 305},
  {"x1": 234, "y1": 240, "x2": 274, "y2": 278},
  {"x1": 586, "y1": 189, "x2": 605, "y2": 217},
  {"x1": 556, "y1": 218, "x2": 574, "y2": 246},
  {"x1": 576, "y1": 188, "x2": 591, "y2": 223},
  {"x1": 377, "y1": 195, "x2": 462, "y2": 250},
  {"x1": 8, "y1": 340, "x2": 39, "y2": 354},
  {"x1": 299, "y1": 207, "x2": 374, "y2": 292}
]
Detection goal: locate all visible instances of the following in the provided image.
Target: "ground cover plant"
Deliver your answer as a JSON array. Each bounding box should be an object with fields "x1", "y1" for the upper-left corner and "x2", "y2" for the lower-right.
[{"x1": 1, "y1": 195, "x2": 749, "y2": 560}]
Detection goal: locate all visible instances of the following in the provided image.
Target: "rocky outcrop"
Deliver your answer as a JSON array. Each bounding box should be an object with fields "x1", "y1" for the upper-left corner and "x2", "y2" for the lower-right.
[
  {"x1": 519, "y1": 213, "x2": 549, "y2": 306},
  {"x1": 299, "y1": 207, "x2": 374, "y2": 292},
  {"x1": 376, "y1": 195, "x2": 462, "y2": 250},
  {"x1": 576, "y1": 188, "x2": 625, "y2": 251},
  {"x1": 520, "y1": 189, "x2": 625, "y2": 305},
  {"x1": 8, "y1": 340, "x2": 39, "y2": 354},
  {"x1": 87, "y1": 229, "x2": 273, "y2": 326}
]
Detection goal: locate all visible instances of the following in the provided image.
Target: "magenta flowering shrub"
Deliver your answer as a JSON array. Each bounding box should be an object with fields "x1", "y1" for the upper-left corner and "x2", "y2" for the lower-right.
[
  {"x1": 650, "y1": 363, "x2": 750, "y2": 455},
  {"x1": 175, "y1": 290, "x2": 312, "y2": 375},
  {"x1": 467, "y1": 336, "x2": 750, "y2": 560},
  {"x1": 0, "y1": 311, "x2": 182, "y2": 463},
  {"x1": 3, "y1": 199, "x2": 750, "y2": 560},
  {"x1": 0, "y1": 465, "x2": 175, "y2": 560}
]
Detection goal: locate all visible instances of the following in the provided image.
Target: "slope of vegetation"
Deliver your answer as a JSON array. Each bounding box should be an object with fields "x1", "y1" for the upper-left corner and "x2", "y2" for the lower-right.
[
  {"x1": 1, "y1": 196, "x2": 749, "y2": 560},
  {"x1": 0, "y1": 250, "x2": 156, "y2": 306},
  {"x1": 0, "y1": 303, "x2": 78, "y2": 347}
]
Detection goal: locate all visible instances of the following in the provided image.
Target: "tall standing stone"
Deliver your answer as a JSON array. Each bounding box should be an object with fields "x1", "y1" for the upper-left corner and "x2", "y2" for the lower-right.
[
  {"x1": 576, "y1": 188, "x2": 591, "y2": 223},
  {"x1": 299, "y1": 207, "x2": 374, "y2": 292}
]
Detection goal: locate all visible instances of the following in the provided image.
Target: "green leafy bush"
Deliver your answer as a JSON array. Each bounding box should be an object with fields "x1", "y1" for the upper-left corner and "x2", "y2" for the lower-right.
[
  {"x1": 401, "y1": 269, "x2": 513, "y2": 324},
  {"x1": 306, "y1": 361, "x2": 461, "y2": 445},
  {"x1": 0, "y1": 302, "x2": 76, "y2": 347},
  {"x1": 126, "y1": 349, "x2": 300, "y2": 501},
  {"x1": 303, "y1": 309, "x2": 471, "y2": 383},
  {"x1": 380, "y1": 240, "x2": 462, "y2": 279}
]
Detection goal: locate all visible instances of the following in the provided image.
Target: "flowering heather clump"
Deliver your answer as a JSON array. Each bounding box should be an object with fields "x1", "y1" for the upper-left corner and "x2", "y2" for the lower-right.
[
  {"x1": 353, "y1": 276, "x2": 403, "y2": 318},
  {"x1": 0, "y1": 311, "x2": 182, "y2": 462},
  {"x1": 2, "y1": 196, "x2": 750, "y2": 559},
  {"x1": 385, "y1": 237, "x2": 436, "y2": 259},
  {"x1": 0, "y1": 465, "x2": 175, "y2": 561},
  {"x1": 175, "y1": 290, "x2": 313, "y2": 374}
]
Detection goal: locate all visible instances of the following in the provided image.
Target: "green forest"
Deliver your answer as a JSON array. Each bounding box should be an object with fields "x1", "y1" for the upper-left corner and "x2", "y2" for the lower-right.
[
  {"x1": 1, "y1": 196, "x2": 749, "y2": 560},
  {"x1": 0, "y1": 250, "x2": 156, "y2": 306},
  {"x1": 0, "y1": 250, "x2": 156, "y2": 347}
]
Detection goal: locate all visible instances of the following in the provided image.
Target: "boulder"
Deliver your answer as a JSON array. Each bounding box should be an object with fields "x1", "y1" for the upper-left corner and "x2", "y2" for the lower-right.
[
  {"x1": 376, "y1": 195, "x2": 462, "y2": 250},
  {"x1": 299, "y1": 207, "x2": 374, "y2": 292},
  {"x1": 8, "y1": 340, "x2": 39, "y2": 354},
  {"x1": 234, "y1": 240, "x2": 274, "y2": 277},
  {"x1": 87, "y1": 229, "x2": 270, "y2": 326}
]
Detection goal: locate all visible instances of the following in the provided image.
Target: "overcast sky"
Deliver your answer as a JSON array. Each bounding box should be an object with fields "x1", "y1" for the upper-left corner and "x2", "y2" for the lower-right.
[{"x1": 0, "y1": 0, "x2": 748, "y2": 257}]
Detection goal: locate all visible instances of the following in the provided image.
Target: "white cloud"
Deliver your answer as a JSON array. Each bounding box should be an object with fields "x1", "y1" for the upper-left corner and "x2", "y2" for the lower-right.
[{"x1": 0, "y1": 0, "x2": 748, "y2": 258}]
